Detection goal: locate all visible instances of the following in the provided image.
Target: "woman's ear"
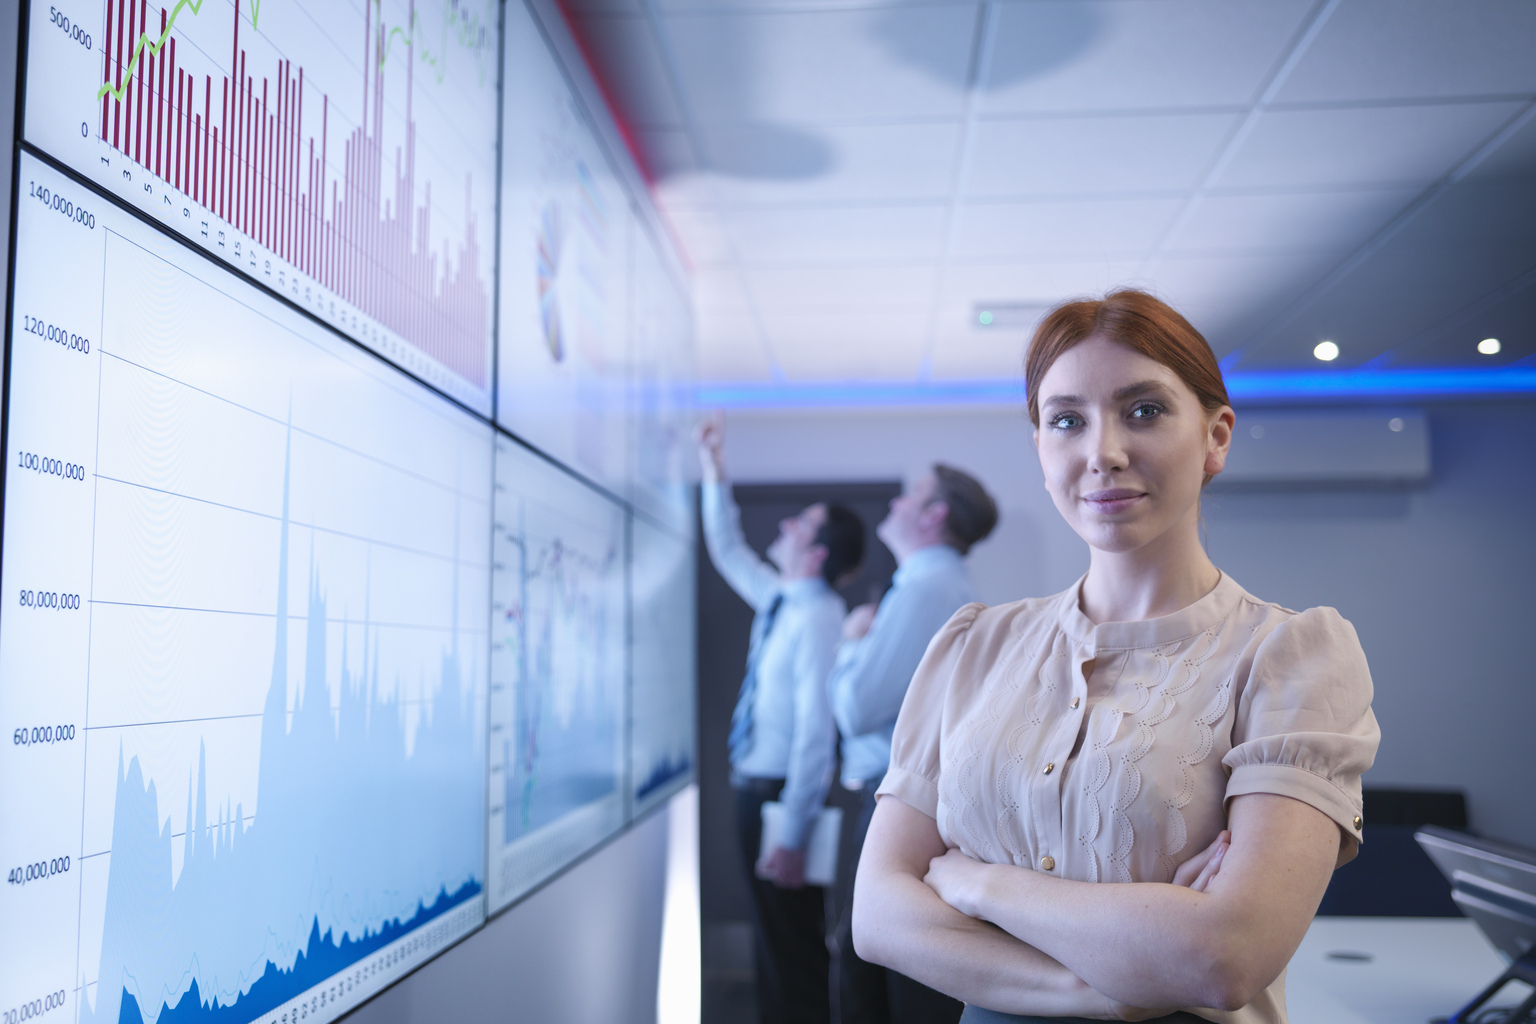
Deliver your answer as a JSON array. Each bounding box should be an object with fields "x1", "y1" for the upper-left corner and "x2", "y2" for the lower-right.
[{"x1": 1205, "y1": 406, "x2": 1235, "y2": 478}]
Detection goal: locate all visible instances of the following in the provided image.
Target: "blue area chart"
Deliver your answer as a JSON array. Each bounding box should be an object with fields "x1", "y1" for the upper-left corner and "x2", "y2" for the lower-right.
[
  {"x1": 0, "y1": 154, "x2": 491, "y2": 1024},
  {"x1": 93, "y1": 438, "x2": 482, "y2": 1024},
  {"x1": 487, "y1": 438, "x2": 626, "y2": 911}
]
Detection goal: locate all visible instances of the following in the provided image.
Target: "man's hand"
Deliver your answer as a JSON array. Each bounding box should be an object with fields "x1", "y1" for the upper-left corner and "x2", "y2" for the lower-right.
[
  {"x1": 757, "y1": 845, "x2": 808, "y2": 889},
  {"x1": 842, "y1": 602, "x2": 878, "y2": 640},
  {"x1": 695, "y1": 411, "x2": 726, "y2": 483}
]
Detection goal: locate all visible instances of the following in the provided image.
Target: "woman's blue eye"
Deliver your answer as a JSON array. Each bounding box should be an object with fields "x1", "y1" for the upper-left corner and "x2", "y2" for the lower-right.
[
  {"x1": 1131, "y1": 403, "x2": 1164, "y2": 420},
  {"x1": 1050, "y1": 414, "x2": 1082, "y2": 430}
]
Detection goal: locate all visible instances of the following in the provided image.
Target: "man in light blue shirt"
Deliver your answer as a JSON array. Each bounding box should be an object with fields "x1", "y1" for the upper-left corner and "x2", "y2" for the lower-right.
[
  {"x1": 698, "y1": 414, "x2": 866, "y2": 1024},
  {"x1": 830, "y1": 465, "x2": 998, "y2": 1024}
]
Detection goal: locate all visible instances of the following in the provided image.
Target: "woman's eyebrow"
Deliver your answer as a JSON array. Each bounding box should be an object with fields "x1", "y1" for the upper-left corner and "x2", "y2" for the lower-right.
[
  {"x1": 1113, "y1": 380, "x2": 1174, "y2": 401},
  {"x1": 1040, "y1": 393, "x2": 1085, "y2": 409}
]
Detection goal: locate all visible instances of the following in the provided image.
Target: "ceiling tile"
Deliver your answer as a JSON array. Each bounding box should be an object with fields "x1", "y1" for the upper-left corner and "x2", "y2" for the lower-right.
[
  {"x1": 574, "y1": 15, "x2": 687, "y2": 129},
  {"x1": 965, "y1": 113, "x2": 1238, "y2": 196},
  {"x1": 981, "y1": 0, "x2": 1313, "y2": 114},
  {"x1": 694, "y1": 309, "x2": 777, "y2": 380},
  {"x1": 746, "y1": 264, "x2": 939, "y2": 310},
  {"x1": 660, "y1": 208, "x2": 738, "y2": 266},
  {"x1": 659, "y1": 6, "x2": 978, "y2": 124},
  {"x1": 938, "y1": 258, "x2": 1150, "y2": 303},
  {"x1": 1274, "y1": 0, "x2": 1536, "y2": 105},
  {"x1": 951, "y1": 197, "x2": 1185, "y2": 260},
  {"x1": 727, "y1": 205, "x2": 948, "y2": 263},
  {"x1": 1144, "y1": 251, "x2": 1336, "y2": 354},
  {"x1": 701, "y1": 122, "x2": 962, "y2": 204},
  {"x1": 693, "y1": 268, "x2": 756, "y2": 311},
  {"x1": 1164, "y1": 187, "x2": 1420, "y2": 255},
  {"x1": 928, "y1": 326, "x2": 1033, "y2": 379},
  {"x1": 1214, "y1": 101, "x2": 1527, "y2": 189},
  {"x1": 764, "y1": 312, "x2": 928, "y2": 380}
]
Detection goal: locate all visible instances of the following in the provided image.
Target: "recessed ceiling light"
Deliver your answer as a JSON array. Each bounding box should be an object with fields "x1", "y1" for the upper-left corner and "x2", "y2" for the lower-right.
[
  {"x1": 1313, "y1": 340, "x2": 1340, "y2": 362},
  {"x1": 1478, "y1": 338, "x2": 1501, "y2": 355}
]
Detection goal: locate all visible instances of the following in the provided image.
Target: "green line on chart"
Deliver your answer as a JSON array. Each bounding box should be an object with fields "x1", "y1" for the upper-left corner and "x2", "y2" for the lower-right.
[{"x1": 96, "y1": 0, "x2": 265, "y2": 103}]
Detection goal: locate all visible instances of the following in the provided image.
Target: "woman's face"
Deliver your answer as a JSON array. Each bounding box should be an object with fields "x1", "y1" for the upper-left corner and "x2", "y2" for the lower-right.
[{"x1": 1033, "y1": 335, "x2": 1232, "y2": 556}]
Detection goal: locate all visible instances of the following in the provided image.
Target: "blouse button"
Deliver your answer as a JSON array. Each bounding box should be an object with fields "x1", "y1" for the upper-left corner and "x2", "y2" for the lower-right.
[
  {"x1": 1040, "y1": 855, "x2": 1055, "y2": 871},
  {"x1": 1353, "y1": 815, "x2": 1363, "y2": 831},
  {"x1": 1042, "y1": 762, "x2": 1055, "y2": 775},
  {"x1": 1070, "y1": 697, "x2": 1081, "y2": 709}
]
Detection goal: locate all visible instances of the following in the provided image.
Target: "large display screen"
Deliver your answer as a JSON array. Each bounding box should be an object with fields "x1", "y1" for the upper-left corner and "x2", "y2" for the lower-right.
[
  {"x1": 487, "y1": 436, "x2": 628, "y2": 911},
  {"x1": 498, "y1": 0, "x2": 633, "y2": 492},
  {"x1": 0, "y1": 152, "x2": 493, "y2": 1024},
  {"x1": 22, "y1": 0, "x2": 501, "y2": 413},
  {"x1": 4, "y1": 0, "x2": 696, "y2": 1018},
  {"x1": 630, "y1": 516, "x2": 696, "y2": 817}
]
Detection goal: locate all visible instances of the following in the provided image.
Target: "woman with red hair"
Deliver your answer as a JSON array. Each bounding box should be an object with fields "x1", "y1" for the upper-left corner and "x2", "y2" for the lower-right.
[{"x1": 852, "y1": 290, "x2": 1379, "y2": 1023}]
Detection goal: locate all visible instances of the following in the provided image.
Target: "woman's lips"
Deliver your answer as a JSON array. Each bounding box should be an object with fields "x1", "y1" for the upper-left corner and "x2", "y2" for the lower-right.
[{"x1": 1082, "y1": 489, "x2": 1146, "y2": 514}]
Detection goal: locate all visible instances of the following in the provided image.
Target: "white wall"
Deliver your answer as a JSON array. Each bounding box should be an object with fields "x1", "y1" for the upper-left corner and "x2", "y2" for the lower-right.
[{"x1": 721, "y1": 402, "x2": 1536, "y2": 848}]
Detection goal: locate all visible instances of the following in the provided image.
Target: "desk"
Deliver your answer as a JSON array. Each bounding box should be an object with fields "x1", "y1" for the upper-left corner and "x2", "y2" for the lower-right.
[{"x1": 1286, "y1": 917, "x2": 1511, "y2": 1023}]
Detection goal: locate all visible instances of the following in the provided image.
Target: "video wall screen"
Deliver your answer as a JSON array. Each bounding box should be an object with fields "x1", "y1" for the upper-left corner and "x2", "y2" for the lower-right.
[
  {"x1": 630, "y1": 515, "x2": 697, "y2": 817},
  {"x1": 497, "y1": 0, "x2": 634, "y2": 494},
  {"x1": 486, "y1": 437, "x2": 629, "y2": 911},
  {"x1": 1, "y1": 151, "x2": 493, "y2": 1024},
  {"x1": 2, "y1": 0, "x2": 697, "y2": 1019}
]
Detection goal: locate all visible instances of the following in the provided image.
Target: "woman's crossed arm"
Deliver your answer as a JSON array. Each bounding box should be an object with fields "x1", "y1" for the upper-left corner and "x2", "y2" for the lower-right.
[
  {"x1": 854, "y1": 797, "x2": 1176, "y2": 1020},
  {"x1": 921, "y1": 792, "x2": 1340, "y2": 1013}
]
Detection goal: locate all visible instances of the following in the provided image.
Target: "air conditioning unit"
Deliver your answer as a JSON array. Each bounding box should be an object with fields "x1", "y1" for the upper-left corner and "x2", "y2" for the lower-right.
[{"x1": 1215, "y1": 410, "x2": 1430, "y2": 487}]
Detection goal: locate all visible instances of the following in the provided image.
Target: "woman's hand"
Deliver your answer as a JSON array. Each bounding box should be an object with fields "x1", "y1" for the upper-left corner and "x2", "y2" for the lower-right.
[
  {"x1": 1172, "y1": 830, "x2": 1230, "y2": 893},
  {"x1": 923, "y1": 846, "x2": 994, "y2": 919}
]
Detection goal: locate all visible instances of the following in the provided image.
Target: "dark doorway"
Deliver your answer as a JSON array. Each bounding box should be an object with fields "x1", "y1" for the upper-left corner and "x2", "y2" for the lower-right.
[{"x1": 696, "y1": 480, "x2": 902, "y2": 1016}]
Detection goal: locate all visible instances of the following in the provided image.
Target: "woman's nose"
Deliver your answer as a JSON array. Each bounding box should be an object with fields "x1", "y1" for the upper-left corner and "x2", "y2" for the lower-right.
[{"x1": 1087, "y1": 422, "x2": 1129, "y2": 474}]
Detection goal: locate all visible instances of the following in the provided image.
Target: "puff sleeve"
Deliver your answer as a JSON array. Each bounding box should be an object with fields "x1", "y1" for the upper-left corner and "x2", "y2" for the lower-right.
[
  {"x1": 1222, "y1": 606, "x2": 1381, "y2": 865},
  {"x1": 874, "y1": 602, "x2": 985, "y2": 819}
]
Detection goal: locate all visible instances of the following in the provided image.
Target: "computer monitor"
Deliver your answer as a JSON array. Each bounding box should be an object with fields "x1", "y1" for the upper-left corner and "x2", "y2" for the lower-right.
[{"x1": 1417, "y1": 826, "x2": 1536, "y2": 1023}]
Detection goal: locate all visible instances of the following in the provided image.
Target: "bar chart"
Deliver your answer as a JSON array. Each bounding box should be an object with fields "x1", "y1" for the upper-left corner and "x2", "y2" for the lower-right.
[{"x1": 25, "y1": 0, "x2": 499, "y2": 413}]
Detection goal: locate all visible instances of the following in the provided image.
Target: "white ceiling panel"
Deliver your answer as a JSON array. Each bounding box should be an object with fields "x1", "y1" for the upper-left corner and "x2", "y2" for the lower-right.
[
  {"x1": 660, "y1": 6, "x2": 978, "y2": 124},
  {"x1": 726, "y1": 205, "x2": 948, "y2": 263},
  {"x1": 1214, "y1": 101, "x2": 1527, "y2": 190},
  {"x1": 694, "y1": 309, "x2": 776, "y2": 380},
  {"x1": 1274, "y1": 0, "x2": 1536, "y2": 105},
  {"x1": 746, "y1": 264, "x2": 938, "y2": 310},
  {"x1": 981, "y1": 0, "x2": 1312, "y2": 115},
  {"x1": 1163, "y1": 187, "x2": 1420, "y2": 255},
  {"x1": 928, "y1": 326, "x2": 1034, "y2": 379},
  {"x1": 938, "y1": 259, "x2": 1150, "y2": 304},
  {"x1": 765, "y1": 314, "x2": 928, "y2": 380},
  {"x1": 692, "y1": 267, "x2": 756, "y2": 312},
  {"x1": 574, "y1": 15, "x2": 687, "y2": 129},
  {"x1": 660, "y1": 208, "x2": 738, "y2": 267},
  {"x1": 951, "y1": 197, "x2": 1184, "y2": 260},
  {"x1": 1145, "y1": 251, "x2": 1337, "y2": 351},
  {"x1": 964, "y1": 112, "x2": 1239, "y2": 197},
  {"x1": 700, "y1": 122, "x2": 963, "y2": 205}
]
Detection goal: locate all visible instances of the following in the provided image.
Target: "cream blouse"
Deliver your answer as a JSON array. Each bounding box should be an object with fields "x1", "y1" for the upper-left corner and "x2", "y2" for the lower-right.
[{"x1": 876, "y1": 573, "x2": 1381, "y2": 1024}]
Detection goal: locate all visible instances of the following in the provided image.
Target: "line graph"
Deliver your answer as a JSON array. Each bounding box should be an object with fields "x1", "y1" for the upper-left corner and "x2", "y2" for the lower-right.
[
  {"x1": 24, "y1": 0, "x2": 499, "y2": 413},
  {"x1": 486, "y1": 437, "x2": 626, "y2": 913},
  {"x1": 0, "y1": 153, "x2": 493, "y2": 1024}
]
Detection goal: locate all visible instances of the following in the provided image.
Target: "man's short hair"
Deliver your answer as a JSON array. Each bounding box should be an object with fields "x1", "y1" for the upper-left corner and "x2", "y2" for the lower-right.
[
  {"x1": 814, "y1": 503, "x2": 866, "y2": 587},
  {"x1": 932, "y1": 464, "x2": 998, "y2": 555}
]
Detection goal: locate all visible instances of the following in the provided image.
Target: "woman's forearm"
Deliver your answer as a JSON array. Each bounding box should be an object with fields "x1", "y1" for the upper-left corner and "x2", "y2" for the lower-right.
[
  {"x1": 855, "y1": 864, "x2": 1131, "y2": 1017},
  {"x1": 939, "y1": 795, "x2": 1341, "y2": 1011}
]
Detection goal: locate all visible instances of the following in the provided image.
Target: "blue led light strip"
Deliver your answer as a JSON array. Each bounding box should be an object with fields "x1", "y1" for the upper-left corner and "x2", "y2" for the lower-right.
[{"x1": 696, "y1": 367, "x2": 1536, "y2": 409}]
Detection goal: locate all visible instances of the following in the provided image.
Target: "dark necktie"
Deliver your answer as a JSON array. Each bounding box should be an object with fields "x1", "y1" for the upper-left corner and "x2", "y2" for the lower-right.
[{"x1": 727, "y1": 593, "x2": 784, "y2": 763}]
